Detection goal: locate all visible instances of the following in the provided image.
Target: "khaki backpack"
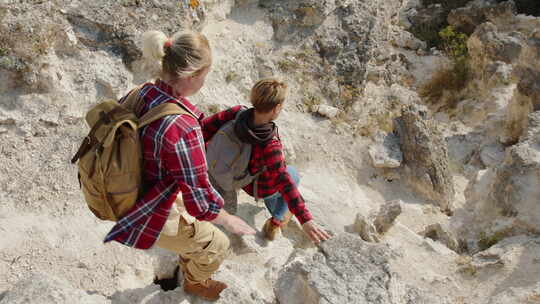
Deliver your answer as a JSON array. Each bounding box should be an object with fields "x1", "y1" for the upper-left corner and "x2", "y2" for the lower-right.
[{"x1": 71, "y1": 86, "x2": 195, "y2": 221}]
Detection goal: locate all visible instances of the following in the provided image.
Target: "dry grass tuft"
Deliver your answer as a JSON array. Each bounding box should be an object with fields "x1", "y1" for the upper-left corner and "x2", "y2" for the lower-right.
[
  {"x1": 419, "y1": 26, "x2": 470, "y2": 108},
  {"x1": 419, "y1": 63, "x2": 469, "y2": 108}
]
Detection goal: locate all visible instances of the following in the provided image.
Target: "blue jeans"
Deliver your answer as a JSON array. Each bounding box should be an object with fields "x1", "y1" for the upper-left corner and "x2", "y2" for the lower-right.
[{"x1": 263, "y1": 166, "x2": 300, "y2": 221}]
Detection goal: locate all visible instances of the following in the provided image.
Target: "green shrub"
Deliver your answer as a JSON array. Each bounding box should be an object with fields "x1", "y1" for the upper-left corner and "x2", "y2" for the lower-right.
[
  {"x1": 439, "y1": 25, "x2": 470, "y2": 92},
  {"x1": 410, "y1": 0, "x2": 472, "y2": 48},
  {"x1": 420, "y1": 26, "x2": 470, "y2": 107},
  {"x1": 440, "y1": 25, "x2": 470, "y2": 93},
  {"x1": 477, "y1": 230, "x2": 507, "y2": 251},
  {"x1": 439, "y1": 26, "x2": 468, "y2": 61},
  {"x1": 0, "y1": 46, "x2": 8, "y2": 57}
]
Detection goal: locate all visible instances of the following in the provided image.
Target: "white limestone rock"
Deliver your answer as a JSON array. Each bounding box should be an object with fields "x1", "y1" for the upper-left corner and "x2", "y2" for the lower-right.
[
  {"x1": 275, "y1": 233, "x2": 431, "y2": 304},
  {"x1": 369, "y1": 131, "x2": 403, "y2": 168},
  {"x1": 0, "y1": 273, "x2": 110, "y2": 304},
  {"x1": 315, "y1": 104, "x2": 339, "y2": 119}
]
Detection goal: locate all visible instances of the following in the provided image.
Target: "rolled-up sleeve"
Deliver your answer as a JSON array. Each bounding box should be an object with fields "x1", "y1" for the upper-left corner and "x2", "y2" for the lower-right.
[{"x1": 163, "y1": 124, "x2": 224, "y2": 221}]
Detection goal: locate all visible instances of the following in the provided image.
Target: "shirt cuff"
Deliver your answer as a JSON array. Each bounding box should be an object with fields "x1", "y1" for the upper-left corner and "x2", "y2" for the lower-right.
[
  {"x1": 296, "y1": 210, "x2": 313, "y2": 225},
  {"x1": 195, "y1": 202, "x2": 222, "y2": 221}
]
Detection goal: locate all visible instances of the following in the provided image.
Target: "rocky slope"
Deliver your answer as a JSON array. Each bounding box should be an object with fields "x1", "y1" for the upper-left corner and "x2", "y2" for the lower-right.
[{"x1": 1, "y1": 0, "x2": 539, "y2": 303}]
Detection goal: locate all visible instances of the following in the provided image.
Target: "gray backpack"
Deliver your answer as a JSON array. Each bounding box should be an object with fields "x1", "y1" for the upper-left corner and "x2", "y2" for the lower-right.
[{"x1": 206, "y1": 110, "x2": 264, "y2": 199}]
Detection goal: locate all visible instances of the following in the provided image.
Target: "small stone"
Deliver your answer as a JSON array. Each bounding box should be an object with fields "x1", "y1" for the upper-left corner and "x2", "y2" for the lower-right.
[
  {"x1": 354, "y1": 214, "x2": 380, "y2": 242},
  {"x1": 423, "y1": 223, "x2": 459, "y2": 252},
  {"x1": 315, "y1": 105, "x2": 339, "y2": 119}
]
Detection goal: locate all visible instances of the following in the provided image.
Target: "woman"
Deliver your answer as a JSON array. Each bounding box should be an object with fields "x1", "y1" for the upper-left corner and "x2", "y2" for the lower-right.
[{"x1": 104, "y1": 30, "x2": 255, "y2": 301}]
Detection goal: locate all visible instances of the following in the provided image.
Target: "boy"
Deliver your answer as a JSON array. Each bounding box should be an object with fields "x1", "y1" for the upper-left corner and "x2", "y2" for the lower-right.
[{"x1": 202, "y1": 78, "x2": 330, "y2": 243}]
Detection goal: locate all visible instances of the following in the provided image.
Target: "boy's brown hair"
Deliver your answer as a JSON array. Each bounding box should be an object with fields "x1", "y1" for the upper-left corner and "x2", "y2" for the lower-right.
[{"x1": 250, "y1": 78, "x2": 288, "y2": 113}]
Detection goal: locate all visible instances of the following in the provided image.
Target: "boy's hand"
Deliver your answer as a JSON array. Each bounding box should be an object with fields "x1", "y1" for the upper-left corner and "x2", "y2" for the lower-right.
[{"x1": 302, "y1": 220, "x2": 331, "y2": 244}]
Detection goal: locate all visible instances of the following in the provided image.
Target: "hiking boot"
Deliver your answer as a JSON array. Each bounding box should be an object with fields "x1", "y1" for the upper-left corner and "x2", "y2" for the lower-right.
[
  {"x1": 183, "y1": 278, "x2": 228, "y2": 301},
  {"x1": 262, "y1": 218, "x2": 281, "y2": 241}
]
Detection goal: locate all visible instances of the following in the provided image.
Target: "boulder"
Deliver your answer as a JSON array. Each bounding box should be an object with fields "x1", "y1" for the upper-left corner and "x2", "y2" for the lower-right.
[
  {"x1": 266, "y1": 0, "x2": 337, "y2": 42},
  {"x1": 474, "y1": 235, "x2": 540, "y2": 272},
  {"x1": 354, "y1": 200, "x2": 403, "y2": 242},
  {"x1": 462, "y1": 11, "x2": 540, "y2": 141},
  {"x1": 275, "y1": 233, "x2": 431, "y2": 304},
  {"x1": 468, "y1": 22, "x2": 523, "y2": 64},
  {"x1": 397, "y1": 0, "x2": 422, "y2": 29},
  {"x1": 445, "y1": 132, "x2": 483, "y2": 169},
  {"x1": 395, "y1": 105, "x2": 455, "y2": 214},
  {"x1": 490, "y1": 111, "x2": 540, "y2": 231},
  {"x1": 373, "y1": 200, "x2": 403, "y2": 234},
  {"x1": 448, "y1": 0, "x2": 517, "y2": 35},
  {"x1": 460, "y1": 112, "x2": 540, "y2": 253},
  {"x1": 514, "y1": 67, "x2": 540, "y2": 111}
]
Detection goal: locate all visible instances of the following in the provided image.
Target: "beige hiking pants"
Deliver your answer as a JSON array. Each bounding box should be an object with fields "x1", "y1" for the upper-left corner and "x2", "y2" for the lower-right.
[{"x1": 155, "y1": 198, "x2": 230, "y2": 283}]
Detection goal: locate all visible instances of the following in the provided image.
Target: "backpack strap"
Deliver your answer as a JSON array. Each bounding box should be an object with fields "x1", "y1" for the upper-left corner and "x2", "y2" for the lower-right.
[
  {"x1": 121, "y1": 84, "x2": 147, "y2": 115},
  {"x1": 123, "y1": 84, "x2": 199, "y2": 128},
  {"x1": 138, "y1": 102, "x2": 197, "y2": 128}
]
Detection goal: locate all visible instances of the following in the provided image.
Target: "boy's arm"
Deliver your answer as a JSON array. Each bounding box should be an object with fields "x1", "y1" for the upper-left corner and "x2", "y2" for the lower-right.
[
  {"x1": 200, "y1": 105, "x2": 245, "y2": 143},
  {"x1": 264, "y1": 141, "x2": 330, "y2": 243},
  {"x1": 264, "y1": 141, "x2": 313, "y2": 225}
]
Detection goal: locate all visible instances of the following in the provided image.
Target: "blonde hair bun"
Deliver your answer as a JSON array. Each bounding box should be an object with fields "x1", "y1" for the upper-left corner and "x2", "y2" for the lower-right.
[
  {"x1": 141, "y1": 30, "x2": 168, "y2": 61},
  {"x1": 140, "y1": 30, "x2": 212, "y2": 79}
]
